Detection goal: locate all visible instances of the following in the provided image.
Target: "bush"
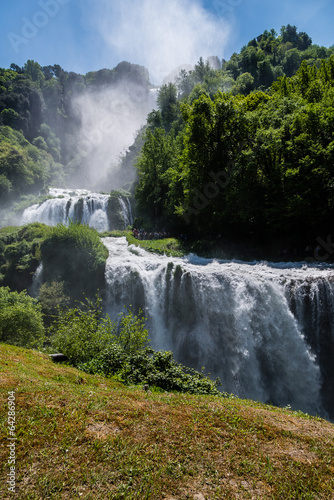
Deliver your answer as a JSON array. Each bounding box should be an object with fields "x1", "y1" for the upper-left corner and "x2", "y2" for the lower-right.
[
  {"x1": 38, "y1": 280, "x2": 70, "y2": 327},
  {"x1": 116, "y1": 308, "x2": 149, "y2": 354},
  {"x1": 40, "y1": 221, "x2": 109, "y2": 299},
  {"x1": 50, "y1": 296, "x2": 148, "y2": 361},
  {"x1": 0, "y1": 287, "x2": 45, "y2": 348},
  {"x1": 50, "y1": 296, "x2": 115, "y2": 364},
  {"x1": 51, "y1": 296, "x2": 221, "y2": 396},
  {"x1": 80, "y1": 347, "x2": 222, "y2": 396}
]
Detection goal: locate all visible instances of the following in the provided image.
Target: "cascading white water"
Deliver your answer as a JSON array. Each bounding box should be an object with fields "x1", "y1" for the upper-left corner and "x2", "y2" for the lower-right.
[
  {"x1": 29, "y1": 263, "x2": 44, "y2": 298},
  {"x1": 118, "y1": 196, "x2": 133, "y2": 227},
  {"x1": 21, "y1": 188, "x2": 132, "y2": 231},
  {"x1": 104, "y1": 237, "x2": 334, "y2": 419}
]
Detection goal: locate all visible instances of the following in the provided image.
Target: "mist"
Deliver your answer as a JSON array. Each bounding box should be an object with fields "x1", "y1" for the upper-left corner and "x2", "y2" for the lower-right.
[
  {"x1": 95, "y1": 0, "x2": 231, "y2": 84},
  {"x1": 67, "y1": 0, "x2": 231, "y2": 191},
  {"x1": 69, "y1": 81, "x2": 154, "y2": 190}
]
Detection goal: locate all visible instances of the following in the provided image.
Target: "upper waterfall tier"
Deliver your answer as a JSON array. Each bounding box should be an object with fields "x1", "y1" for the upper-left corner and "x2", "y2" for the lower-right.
[
  {"x1": 22, "y1": 188, "x2": 133, "y2": 231},
  {"x1": 104, "y1": 237, "x2": 334, "y2": 420}
]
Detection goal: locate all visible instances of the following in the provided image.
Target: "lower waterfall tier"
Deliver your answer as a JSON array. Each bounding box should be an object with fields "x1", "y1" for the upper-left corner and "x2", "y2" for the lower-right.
[{"x1": 104, "y1": 237, "x2": 334, "y2": 420}]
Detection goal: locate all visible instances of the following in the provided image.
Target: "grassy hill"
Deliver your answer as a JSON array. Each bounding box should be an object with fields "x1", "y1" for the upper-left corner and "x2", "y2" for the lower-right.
[{"x1": 0, "y1": 343, "x2": 334, "y2": 499}]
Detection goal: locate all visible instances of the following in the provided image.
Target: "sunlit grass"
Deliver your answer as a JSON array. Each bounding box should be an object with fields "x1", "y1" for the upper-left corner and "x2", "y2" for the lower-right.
[
  {"x1": 1, "y1": 343, "x2": 334, "y2": 499},
  {"x1": 100, "y1": 230, "x2": 186, "y2": 257}
]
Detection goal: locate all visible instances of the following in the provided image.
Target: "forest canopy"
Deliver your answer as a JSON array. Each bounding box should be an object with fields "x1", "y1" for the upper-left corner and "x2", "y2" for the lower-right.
[
  {"x1": 0, "y1": 60, "x2": 151, "y2": 204},
  {"x1": 134, "y1": 26, "x2": 334, "y2": 248}
]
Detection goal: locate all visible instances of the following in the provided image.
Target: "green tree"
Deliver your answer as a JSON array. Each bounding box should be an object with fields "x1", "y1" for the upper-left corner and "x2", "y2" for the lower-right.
[
  {"x1": 239, "y1": 46, "x2": 259, "y2": 76},
  {"x1": 50, "y1": 296, "x2": 115, "y2": 364},
  {"x1": 283, "y1": 48, "x2": 302, "y2": 77},
  {"x1": 1, "y1": 108, "x2": 20, "y2": 128},
  {"x1": 176, "y1": 92, "x2": 247, "y2": 232},
  {"x1": 136, "y1": 128, "x2": 180, "y2": 225},
  {"x1": 157, "y1": 83, "x2": 178, "y2": 131},
  {"x1": 280, "y1": 25, "x2": 299, "y2": 46},
  {"x1": 32, "y1": 136, "x2": 48, "y2": 151},
  {"x1": 0, "y1": 287, "x2": 45, "y2": 348},
  {"x1": 24, "y1": 60, "x2": 45, "y2": 87},
  {"x1": 233, "y1": 72, "x2": 255, "y2": 95},
  {"x1": 38, "y1": 280, "x2": 70, "y2": 327}
]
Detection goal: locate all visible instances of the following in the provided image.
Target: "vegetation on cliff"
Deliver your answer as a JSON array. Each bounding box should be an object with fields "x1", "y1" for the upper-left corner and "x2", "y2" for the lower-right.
[
  {"x1": 135, "y1": 50, "x2": 334, "y2": 253},
  {"x1": 40, "y1": 221, "x2": 109, "y2": 300},
  {"x1": 0, "y1": 222, "x2": 51, "y2": 291}
]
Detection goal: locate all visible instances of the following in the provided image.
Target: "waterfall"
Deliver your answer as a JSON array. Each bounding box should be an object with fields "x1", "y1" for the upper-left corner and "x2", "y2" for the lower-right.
[
  {"x1": 22, "y1": 188, "x2": 132, "y2": 231},
  {"x1": 29, "y1": 263, "x2": 44, "y2": 298},
  {"x1": 118, "y1": 196, "x2": 133, "y2": 227},
  {"x1": 104, "y1": 237, "x2": 334, "y2": 420}
]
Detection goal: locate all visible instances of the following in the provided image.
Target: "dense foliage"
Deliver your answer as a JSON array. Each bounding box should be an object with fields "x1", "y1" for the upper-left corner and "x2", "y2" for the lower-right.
[
  {"x1": 0, "y1": 223, "x2": 51, "y2": 291},
  {"x1": 0, "y1": 286, "x2": 44, "y2": 348},
  {"x1": 0, "y1": 60, "x2": 150, "y2": 208},
  {"x1": 80, "y1": 347, "x2": 222, "y2": 396},
  {"x1": 135, "y1": 29, "x2": 334, "y2": 250},
  {"x1": 175, "y1": 25, "x2": 333, "y2": 99},
  {"x1": 40, "y1": 220, "x2": 108, "y2": 299},
  {"x1": 49, "y1": 296, "x2": 221, "y2": 395},
  {"x1": 50, "y1": 296, "x2": 117, "y2": 364},
  {"x1": 0, "y1": 126, "x2": 63, "y2": 203},
  {"x1": 50, "y1": 297, "x2": 148, "y2": 363}
]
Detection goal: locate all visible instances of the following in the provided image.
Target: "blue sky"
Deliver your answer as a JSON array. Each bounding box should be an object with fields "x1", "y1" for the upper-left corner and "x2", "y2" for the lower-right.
[{"x1": 0, "y1": 0, "x2": 333, "y2": 82}]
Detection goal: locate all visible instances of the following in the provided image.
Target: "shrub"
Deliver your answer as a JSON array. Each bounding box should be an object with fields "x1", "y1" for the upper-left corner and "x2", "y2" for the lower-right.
[
  {"x1": 38, "y1": 280, "x2": 70, "y2": 327},
  {"x1": 50, "y1": 296, "x2": 115, "y2": 364},
  {"x1": 51, "y1": 296, "x2": 221, "y2": 396},
  {"x1": 80, "y1": 347, "x2": 222, "y2": 395},
  {"x1": 0, "y1": 287, "x2": 45, "y2": 348},
  {"x1": 116, "y1": 308, "x2": 149, "y2": 354},
  {"x1": 50, "y1": 298, "x2": 150, "y2": 364},
  {"x1": 79, "y1": 345, "x2": 222, "y2": 396}
]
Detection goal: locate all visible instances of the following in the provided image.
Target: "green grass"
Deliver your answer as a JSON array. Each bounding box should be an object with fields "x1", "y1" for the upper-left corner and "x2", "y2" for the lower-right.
[
  {"x1": 100, "y1": 231, "x2": 186, "y2": 257},
  {"x1": 126, "y1": 234, "x2": 185, "y2": 257},
  {"x1": 1, "y1": 343, "x2": 334, "y2": 499},
  {"x1": 100, "y1": 230, "x2": 131, "y2": 238}
]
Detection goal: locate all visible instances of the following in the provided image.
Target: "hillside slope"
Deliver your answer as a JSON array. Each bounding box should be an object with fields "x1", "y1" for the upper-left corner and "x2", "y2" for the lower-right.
[{"x1": 0, "y1": 344, "x2": 334, "y2": 499}]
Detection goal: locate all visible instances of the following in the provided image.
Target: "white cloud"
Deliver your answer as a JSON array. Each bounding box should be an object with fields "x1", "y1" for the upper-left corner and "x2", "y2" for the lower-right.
[{"x1": 93, "y1": 0, "x2": 230, "y2": 83}]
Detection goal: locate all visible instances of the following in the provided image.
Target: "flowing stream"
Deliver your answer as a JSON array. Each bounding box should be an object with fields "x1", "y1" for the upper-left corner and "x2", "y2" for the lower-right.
[{"x1": 104, "y1": 237, "x2": 334, "y2": 420}]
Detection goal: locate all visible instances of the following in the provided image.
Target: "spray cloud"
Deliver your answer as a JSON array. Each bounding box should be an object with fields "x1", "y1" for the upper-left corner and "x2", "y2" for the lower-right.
[
  {"x1": 96, "y1": 0, "x2": 231, "y2": 83},
  {"x1": 71, "y1": 80, "x2": 153, "y2": 189},
  {"x1": 71, "y1": 0, "x2": 231, "y2": 190}
]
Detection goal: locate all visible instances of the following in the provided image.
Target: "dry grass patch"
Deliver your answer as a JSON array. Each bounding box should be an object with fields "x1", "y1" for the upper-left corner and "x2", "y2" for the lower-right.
[{"x1": 1, "y1": 343, "x2": 334, "y2": 499}]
